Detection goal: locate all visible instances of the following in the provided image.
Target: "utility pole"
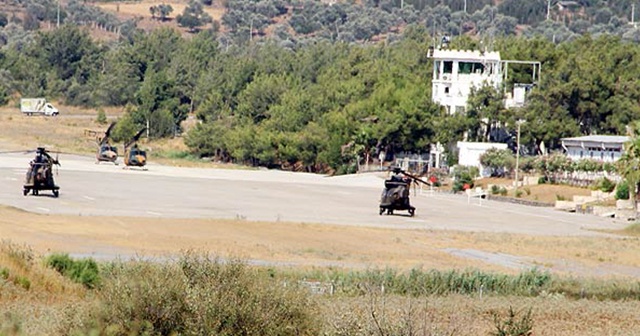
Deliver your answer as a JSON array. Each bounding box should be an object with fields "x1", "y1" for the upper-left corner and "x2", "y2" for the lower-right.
[
  {"x1": 464, "y1": 0, "x2": 467, "y2": 13},
  {"x1": 546, "y1": 0, "x2": 551, "y2": 21},
  {"x1": 57, "y1": 0, "x2": 60, "y2": 28},
  {"x1": 514, "y1": 119, "x2": 525, "y2": 197},
  {"x1": 632, "y1": 3, "x2": 636, "y2": 27}
]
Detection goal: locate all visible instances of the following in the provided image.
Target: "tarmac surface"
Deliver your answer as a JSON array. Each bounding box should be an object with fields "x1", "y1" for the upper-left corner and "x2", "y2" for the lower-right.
[{"x1": 0, "y1": 151, "x2": 627, "y2": 237}]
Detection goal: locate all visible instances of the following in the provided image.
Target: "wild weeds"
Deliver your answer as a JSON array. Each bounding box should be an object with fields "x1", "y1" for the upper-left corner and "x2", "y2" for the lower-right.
[{"x1": 70, "y1": 252, "x2": 320, "y2": 335}]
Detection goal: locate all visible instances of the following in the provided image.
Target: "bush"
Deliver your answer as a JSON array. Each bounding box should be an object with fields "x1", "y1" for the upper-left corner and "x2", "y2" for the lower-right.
[
  {"x1": 515, "y1": 189, "x2": 523, "y2": 198},
  {"x1": 45, "y1": 254, "x2": 100, "y2": 289},
  {"x1": 452, "y1": 165, "x2": 478, "y2": 192},
  {"x1": 491, "y1": 306, "x2": 534, "y2": 336},
  {"x1": 96, "y1": 109, "x2": 107, "y2": 125},
  {"x1": 72, "y1": 253, "x2": 320, "y2": 335},
  {"x1": 537, "y1": 176, "x2": 547, "y2": 184},
  {"x1": 616, "y1": 180, "x2": 630, "y2": 200},
  {"x1": 499, "y1": 187, "x2": 508, "y2": 196},
  {"x1": 14, "y1": 276, "x2": 30, "y2": 290},
  {"x1": 592, "y1": 177, "x2": 616, "y2": 193},
  {"x1": 491, "y1": 185, "x2": 500, "y2": 195},
  {"x1": 0, "y1": 267, "x2": 8, "y2": 279}
]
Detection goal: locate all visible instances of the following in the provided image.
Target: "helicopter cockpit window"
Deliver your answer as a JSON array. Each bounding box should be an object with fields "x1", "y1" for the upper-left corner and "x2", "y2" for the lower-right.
[{"x1": 130, "y1": 148, "x2": 145, "y2": 156}]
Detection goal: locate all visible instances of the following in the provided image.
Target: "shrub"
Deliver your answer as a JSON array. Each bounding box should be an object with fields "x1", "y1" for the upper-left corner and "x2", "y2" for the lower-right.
[
  {"x1": 537, "y1": 176, "x2": 546, "y2": 184},
  {"x1": 0, "y1": 267, "x2": 8, "y2": 279},
  {"x1": 45, "y1": 254, "x2": 100, "y2": 289},
  {"x1": 73, "y1": 253, "x2": 320, "y2": 335},
  {"x1": 96, "y1": 109, "x2": 107, "y2": 125},
  {"x1": 452, "y1": 165, "x2": 478, "y2": 192},
  {"x1": 499, "y1": 187, "x2": 508, "y2": 196},
  {"x1": 14, "y1": 276, "x2": 30, "y2": 290},
  {"x1": 556, "y1": 194, "x2": 567, "y2": 201},
  {"x1": 490, "y1": 306, "x2": 534, "y2": 336},
  {"x1": 491, "y1": 185, "x2": 500, "y2": 195},
  {"x1": 515, "y1": 189, "x2": 523, "y2": 198},
  {"x1": 592, "y1": 177, "x2": 616, "y2": 193},
  {"x1": 616, "y1": 180, "x2": 630, "y2": 200}
]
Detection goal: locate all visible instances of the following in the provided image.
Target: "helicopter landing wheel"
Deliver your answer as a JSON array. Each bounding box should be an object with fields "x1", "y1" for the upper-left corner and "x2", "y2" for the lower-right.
[
  {"x1": 409, "y1": 209, "x2": 415, "y2": 217},
  {"x1": 379, "y1": 208, "x2": 385, "y2": 215},
  {"x1": 387, "y1": 209, "x2": 393, "y2": 215},
  {"x1": 32, "y1": 189, "x2": 38, "y2": 196},
  {"x1": 53, "y1": 190, "x2": 59, "y2": 198},
  {"x1": 23, "y1": 189, "x2": 28, "y2": 196}
]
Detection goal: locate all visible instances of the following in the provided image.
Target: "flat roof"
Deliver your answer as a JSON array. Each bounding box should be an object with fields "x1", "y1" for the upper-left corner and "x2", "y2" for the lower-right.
[
  {"x1": 457, "y1": 141, "x2": 508, "y2": 149},
  {"x1": 432, "y1": 49, "x2": 501, "y2": 62},
  {"x1": 561, "y1": 135, "x2": 629, "y2": 143}
]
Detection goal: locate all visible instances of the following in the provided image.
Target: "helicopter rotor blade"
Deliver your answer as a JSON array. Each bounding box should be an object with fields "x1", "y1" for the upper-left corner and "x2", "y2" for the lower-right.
[{"x1": 124, "y1": 127, "x2": 147, "y2": 149}]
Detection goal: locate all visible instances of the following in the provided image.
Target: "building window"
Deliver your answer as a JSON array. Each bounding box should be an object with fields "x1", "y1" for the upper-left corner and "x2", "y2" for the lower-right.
[
  {"x1": 601, "y1": 152, "x2": 604, "y2": 160},
  {"x1": 580, "y1": 151, "x2": 583, "y2": 158},
  {"x1": 611, "y1": 152, "x2": 614, "y2": 160},
  {"x1": 443, "y1": 61, "x2": 453, "y2": 74},
  {"x1": 590, "y1": 151, "x2": 593, "y2": 158},
  {"x1": 458, "y1": 62, "x2": 485, "y2": 74},
  {"x1": 444, "y1": 87, "x2": 450, "y2": 95}
]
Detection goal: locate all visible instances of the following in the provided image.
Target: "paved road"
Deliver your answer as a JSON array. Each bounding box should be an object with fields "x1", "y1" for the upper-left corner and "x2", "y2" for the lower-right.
[{"x1": 0, "y1": 152, "x2": 627, "y2": 236}]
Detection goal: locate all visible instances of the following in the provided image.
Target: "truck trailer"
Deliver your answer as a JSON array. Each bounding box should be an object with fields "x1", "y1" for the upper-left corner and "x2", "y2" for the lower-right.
[{"x1": 20, "y1": 98, "x2": 59, "y2": 116}]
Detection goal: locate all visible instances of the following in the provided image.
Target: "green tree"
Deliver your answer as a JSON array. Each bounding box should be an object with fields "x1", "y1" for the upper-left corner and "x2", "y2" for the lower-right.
[
  {"x1": 150, "y1": 4, "x2": 173, "y2": 21},
  {"x1": 134, "y1": 68, "x2": 185, "y2": 138},
  {"x1": 480, "y1": 148, "x2": 515, "y2": 177},
  {"x1": 177, "y1": 0, "x2": 213, "y2": 32},
  {"x1": 618, "y1": 122, "x2": 640, "y2": 209},
  {"x1": 466, "y1": 84, "x2": 509, "y2": 142},
  {"x1": 169, "y1": 30, "x2": 219, "y2": 114}
]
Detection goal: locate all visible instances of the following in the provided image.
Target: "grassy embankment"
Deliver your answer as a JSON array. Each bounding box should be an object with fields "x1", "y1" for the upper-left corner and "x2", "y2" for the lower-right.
[{"x1": 3, "y1": 240, "x2": 640, "y2": 335}]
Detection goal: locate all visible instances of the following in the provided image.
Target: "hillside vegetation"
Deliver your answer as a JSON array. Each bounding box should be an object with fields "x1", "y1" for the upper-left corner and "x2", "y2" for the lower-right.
[{"x1": 2, "y1": 0, "x2": 640, "y2": 173}]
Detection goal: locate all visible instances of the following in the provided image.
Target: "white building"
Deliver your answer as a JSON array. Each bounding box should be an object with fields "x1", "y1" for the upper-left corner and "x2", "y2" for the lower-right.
[
  {"x1": 561, "y1": 135, "x2": 629, "y2": 162},
  {"x1": 457, "y1": 141, "x2": 508, "y2": 177},
  {"x1": 431, "y1": 48, "x2": 540, "y2": 114}
]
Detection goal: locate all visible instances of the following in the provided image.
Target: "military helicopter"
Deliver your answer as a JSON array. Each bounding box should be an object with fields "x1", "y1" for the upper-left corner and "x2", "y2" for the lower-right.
[
  {"x1": 23, "y1": 147, "x2": 61, "y2": 197},
  {"x1": 123, "y1": 128, "x2": 147, "y2": 169},
  {"x1": 379, "y1": 167, "x2": 429, "y2": 217},
  {"x1": 96, "y1": 122, "x2": 119, "y2": 165}
]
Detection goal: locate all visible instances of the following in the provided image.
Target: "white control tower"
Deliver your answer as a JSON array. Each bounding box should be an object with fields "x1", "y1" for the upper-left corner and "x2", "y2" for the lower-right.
[{"x1": 431, "y1": 47, "x2": 540, "y2": 114}]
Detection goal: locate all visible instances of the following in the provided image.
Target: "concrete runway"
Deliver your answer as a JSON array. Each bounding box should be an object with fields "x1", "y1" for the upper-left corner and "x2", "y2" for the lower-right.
[{"x1": 0, "y1": 152, "x2": 627, "y2": 236}]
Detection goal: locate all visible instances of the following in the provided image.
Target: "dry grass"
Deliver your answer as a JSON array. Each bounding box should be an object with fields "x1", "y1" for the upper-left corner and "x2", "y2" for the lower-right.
[
  {"x1": 320, "y1": 294, "x2": 640, "y2": 335},
  {"x1": 95, "y1": 0, "x2": 225, "y2": 34},
  {"x1": 95, "y1": 0, "x2": 225, "y2": 20},
  {"x1": 0, "y1": 105, "x2": 123, "y2": 154},
  {"x1": 0, "y1": 241, "x2": 88, "y2": 335},
  {"x1": 2, "y1": 205, "x2": 640, "y2": 277}
]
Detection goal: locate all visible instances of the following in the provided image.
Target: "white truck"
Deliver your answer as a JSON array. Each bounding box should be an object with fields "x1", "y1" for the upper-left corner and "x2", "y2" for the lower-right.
[{"x1": 20, "y1": 98, "x2": 59, "y2": 116}]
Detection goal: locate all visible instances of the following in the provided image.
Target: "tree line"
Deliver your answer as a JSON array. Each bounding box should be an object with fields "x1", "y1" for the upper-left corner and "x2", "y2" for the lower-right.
[{"x1": 3, "y1": 3, "x2": 640, "y2": 172}]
